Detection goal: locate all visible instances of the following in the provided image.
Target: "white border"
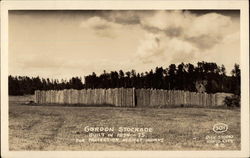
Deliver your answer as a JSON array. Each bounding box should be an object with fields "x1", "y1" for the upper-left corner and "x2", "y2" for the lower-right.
[{"x1": 1, "y1": 1, "x2": 249, "y2": 158}]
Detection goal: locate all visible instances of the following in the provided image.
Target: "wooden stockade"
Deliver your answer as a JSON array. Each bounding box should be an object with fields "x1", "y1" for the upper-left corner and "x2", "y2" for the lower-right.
[
  {"x1": 35, "y1": 88, "x2": 135, "y2": 107},
  {"x1": 135, "y1": 89, "x2": 217, "y2": 107},
  {"x1": 35, "y1": 88, "x2": 231, "y2": 107}
]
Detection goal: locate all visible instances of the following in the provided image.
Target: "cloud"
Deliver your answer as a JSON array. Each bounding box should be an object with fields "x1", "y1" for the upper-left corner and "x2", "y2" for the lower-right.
[
  {"x1": 136, "y1": 33, "x2": 163, "y2": 63},
  {"x1": 100, "y1": 10, "x2": 142, "y2": 25},
  {"x1": 132, "y1": 10, "x2": 238, "y2": 65},
  {"x1": 81, "y1": 10, "x2": 235, "y2": 50},
  {"x1": 140, "y1": 11, "x2": 234, "y2": 49},
  {"x1": 185, "y1": 35, "x2": 222, "y2": 50},
  {"x1": 93, "y1": 10, "x2": 236, "y2": 58},
  {"x1": 140, "y1": 10, "x2": 192, "y2": 31},
  {"x1": 81, "y1": 16, "x2": 122, "y2": 38},
  {"x1": 184, "y1": 13, "x2": 232, "y2": 49},
  {"x1": 185, "y1": 13, "x2": 232, "y2": 37},
  {"x1": 9, "y1": 10, "x2": 240, "y2": 79},
  {"x1": 164, "y1": 26, "x2": 183, "y2": 37},
  {"x1": 136, "y1": 32, "x2": 198, "y2": 64}
]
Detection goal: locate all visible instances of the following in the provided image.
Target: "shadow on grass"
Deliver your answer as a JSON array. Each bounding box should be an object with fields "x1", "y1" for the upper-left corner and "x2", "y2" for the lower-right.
[
  {"x1": 20, "y1": 103, "x2": 116, "y2": 108},
  {"x1": 18, "y1": 102, "x2": 240, "y2": 110}
]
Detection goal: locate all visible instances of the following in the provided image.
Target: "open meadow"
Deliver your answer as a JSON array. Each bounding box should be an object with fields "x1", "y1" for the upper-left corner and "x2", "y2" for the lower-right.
[{"x1": 9, "y1": 96, "x2": 240, "y2": 150}]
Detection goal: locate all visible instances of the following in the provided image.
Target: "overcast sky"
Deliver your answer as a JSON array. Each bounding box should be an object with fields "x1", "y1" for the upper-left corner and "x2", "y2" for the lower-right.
[{"x1": 9, "y1": 10, "x2": 240, "y2": 79}]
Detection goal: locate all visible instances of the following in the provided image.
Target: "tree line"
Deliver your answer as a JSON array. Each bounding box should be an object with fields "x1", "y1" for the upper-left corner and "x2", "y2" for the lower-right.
[{"x1": 9, "y1": 61, "x2": 240, "y2": 95}]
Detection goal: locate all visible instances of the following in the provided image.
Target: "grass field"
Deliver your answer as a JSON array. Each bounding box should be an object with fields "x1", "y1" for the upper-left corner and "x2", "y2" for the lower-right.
[{"x1": 9, "y1": 96, "x2": 240, "y2": 150}]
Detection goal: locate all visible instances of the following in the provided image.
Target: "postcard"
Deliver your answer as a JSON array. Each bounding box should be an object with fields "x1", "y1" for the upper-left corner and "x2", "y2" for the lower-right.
[{"x1": 1, "y1": 0, "x2": 249, "y2": 158}]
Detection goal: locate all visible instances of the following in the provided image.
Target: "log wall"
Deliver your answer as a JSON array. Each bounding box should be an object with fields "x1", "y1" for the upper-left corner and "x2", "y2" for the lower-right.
[{"x1": 34, "y1": 88, "x2": 232, "y2": 107}]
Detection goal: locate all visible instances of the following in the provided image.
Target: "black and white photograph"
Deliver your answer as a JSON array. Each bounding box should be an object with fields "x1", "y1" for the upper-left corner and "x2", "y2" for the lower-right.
[{"x1": 1, "y1": 0, "x2": 249, "y2": 158}]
